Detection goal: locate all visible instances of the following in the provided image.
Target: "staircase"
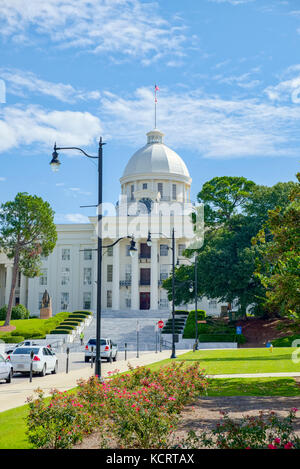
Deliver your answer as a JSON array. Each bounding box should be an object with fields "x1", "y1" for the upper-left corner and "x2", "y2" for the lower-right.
[{"x1": 66, "y1": 311, "x2": 171, "y2": 352}]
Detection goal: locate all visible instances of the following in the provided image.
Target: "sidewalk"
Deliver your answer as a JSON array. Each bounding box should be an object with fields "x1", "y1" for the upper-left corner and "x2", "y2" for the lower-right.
[{"x1": 0, "y1": 350, "x2": 187, "y2": 413}]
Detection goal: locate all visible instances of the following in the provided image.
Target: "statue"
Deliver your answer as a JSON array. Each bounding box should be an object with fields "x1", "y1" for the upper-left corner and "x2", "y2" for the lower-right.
[
  {"x1": 40, "y1": 289, "x2": 52, "y2": 319},
  {"x1": 42, "y1": 289, "x2": 50, "y2": 308}
]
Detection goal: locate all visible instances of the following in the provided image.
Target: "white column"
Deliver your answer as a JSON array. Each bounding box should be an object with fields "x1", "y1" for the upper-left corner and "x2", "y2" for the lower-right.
[
  {"x1": 92, "y1": 248, "x2": 97, "y2": 312},
  {"x1": 4, "y1": 264, "x2": 13, "y2": 305},
  {"x1": 19, "y1": 274, "x2": 27, "y2": 306},
  {"x1": 72, "y1": 244, "x2": 80, "y2": 311},
  {"x1": 112, "y1": 242, "x2": 120, "y2": 310},
  {"x1": 150, "y1": 239, "x2": 158, "y2": 310},
  {"x1": 131, "y1": 241, "x2": 139, "y2": 310}
]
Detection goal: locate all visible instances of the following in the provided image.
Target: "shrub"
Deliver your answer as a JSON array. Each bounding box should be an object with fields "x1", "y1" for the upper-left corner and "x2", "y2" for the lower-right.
[
  {"x1": 0, "y1": 335, "x2": 25, "y2": 343},
  {"x1": 0, "y1": 304, "x2": 30, "y2": 321},
  {"x1": 176, "y1": 409, "x2": 300, "y2": 449},
  {"x1": 26, "y1": 389, "x2": 94, "y2": 449},
  {"x1": 27, "y1": 362, "x2": 208, "y2": 449},
  {"x1": 272, "y1": 335, "x2": 300, "y2": 347},
  {"x1": 183, "y1": 310, "x2": 206, "y2": 338},
  {"x1": 49, "y1": 329, "x2": 72, "y2": 335}
]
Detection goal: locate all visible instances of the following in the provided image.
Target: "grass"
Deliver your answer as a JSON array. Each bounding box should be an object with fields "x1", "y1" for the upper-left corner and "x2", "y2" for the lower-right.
[
  {"x1": 1, "y1": 347, "x2": 300, "y2": 449},
  {"x1": 146, "y1": 347, "x2": 300, "y2": 375},
  {"x1": 0, "y1": 405, "x2": 33, "y2": 449},
  {"x1": 207, "y1": 377, "x2": 300, "y2": 397},
  {"x1": 0, "y1": 312, "x2": 70, "y2": 341}
]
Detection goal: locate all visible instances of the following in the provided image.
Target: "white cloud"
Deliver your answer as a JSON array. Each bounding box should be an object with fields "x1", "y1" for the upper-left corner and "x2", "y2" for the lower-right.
[
  {"x1": 0, "y1": 105, "x2": 102, "y2": 153},
  {"x1": 100, "y1": 86, "x2": 300, "y2": 158},
  {"x1": 265, "y1": 65, "x2": 300, "y2": 104},
  {"x1": 0, "y1": 0, "x2": 187, "y2": 64},
  {"x1": 208, "y1": 0, "x2": 255, "y2": 4},
  {"x1": 55, "y1": 213, "x2": 90, "y2": 223},
  {"x1": 0, "y1": 68, "x2": 101, "y2": 103},
  {"x1": 0, "y1": 177, "x2": 6, "y2": 181}
]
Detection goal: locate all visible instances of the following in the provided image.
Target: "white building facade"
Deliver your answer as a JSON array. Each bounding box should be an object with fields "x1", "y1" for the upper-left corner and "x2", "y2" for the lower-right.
[{"x1": 0, "y1": 129, "x2": 227, "y2": 316}]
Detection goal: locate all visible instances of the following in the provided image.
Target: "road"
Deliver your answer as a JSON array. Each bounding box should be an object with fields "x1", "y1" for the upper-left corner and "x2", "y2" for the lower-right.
[{"x1": 0, "y1": 349, "x2": 155, "y2": 387}]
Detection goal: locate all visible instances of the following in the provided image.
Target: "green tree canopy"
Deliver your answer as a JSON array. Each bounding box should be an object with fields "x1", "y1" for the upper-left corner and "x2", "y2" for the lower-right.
[
  {"x1": 163, "y1": 176, "x2": 296, "y2": 318},
  {"x1": 0, "y1": 193, "x2": 57, "y2": 326}
]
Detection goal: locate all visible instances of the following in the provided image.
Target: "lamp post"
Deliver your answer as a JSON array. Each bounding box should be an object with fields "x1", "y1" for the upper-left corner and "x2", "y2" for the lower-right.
[
  {"x1": 177, "y1": 254, "x2": 199, "y2": 350},
  {"x1": 50, "y1": 138, "x2": 106, "y2": 378},
  {"x1": 147, "y1": 228, "x2": 176, "y2": 359}
]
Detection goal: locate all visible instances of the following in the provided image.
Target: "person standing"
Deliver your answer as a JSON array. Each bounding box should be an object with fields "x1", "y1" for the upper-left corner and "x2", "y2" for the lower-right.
[{"x1": 80, "y1": 332, "x2": 84, "y2": 346}]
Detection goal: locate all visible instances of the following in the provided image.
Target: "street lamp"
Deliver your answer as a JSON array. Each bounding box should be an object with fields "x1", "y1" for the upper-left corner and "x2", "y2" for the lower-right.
[
  {"x1": 49, "y1": 138, "x2": 105, "y2": 379},
  {"x1": 177, "y1": 254, "x2": 199, "y2": 350},
  {"x1": 147, "y1": 229, "x2": 176, "y2": 359}
]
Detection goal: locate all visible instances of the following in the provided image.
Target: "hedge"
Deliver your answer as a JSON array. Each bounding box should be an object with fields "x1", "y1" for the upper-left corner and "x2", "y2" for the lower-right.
[
  {"x1": 1, "y1": 335, "x2": 25, "y2": 343},
  {"x1": 72, "y1": 311, "x2": 92, "y2": 316},
  {"x1": 272, "y1": 335, "x2": 300, "y2": 347},
  {"x1": 54, "y1": 325, "x2": 75, "y2": 331},
  {"x1": 49, "y1": 329, "x2": 72, "y2": 335},
  {"x1": 197, "y1": 333, "x2": 246, "y2": 343}
]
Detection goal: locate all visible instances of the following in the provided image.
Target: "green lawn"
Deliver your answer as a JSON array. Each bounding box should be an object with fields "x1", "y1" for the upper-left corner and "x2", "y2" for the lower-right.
[
  {"x1": 1, "y1": 347, "x2": 300, "y2": 449},
  {"x1": 147, "y1": 347, "x2": 300, "y2": 375},
  {"x1": 207, "y1": 377, "x2": 300, "y2": 397}
]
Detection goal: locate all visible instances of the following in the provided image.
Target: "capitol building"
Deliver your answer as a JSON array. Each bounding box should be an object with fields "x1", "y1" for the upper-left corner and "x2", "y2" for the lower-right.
[{"x1": 0, "y1": 128, "x2": 226, "y2": 317}]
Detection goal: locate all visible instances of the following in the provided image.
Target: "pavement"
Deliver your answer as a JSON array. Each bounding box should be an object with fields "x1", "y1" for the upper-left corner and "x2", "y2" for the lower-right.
[
  {"x1": 0, "y1": 349, "x2": 187, "y2": 413},
  {"x1": 2, "y1": 349, "x2": 300, "y2": 414}
]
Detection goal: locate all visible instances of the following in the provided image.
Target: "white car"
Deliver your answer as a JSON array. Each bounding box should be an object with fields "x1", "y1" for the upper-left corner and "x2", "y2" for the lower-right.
[
  {"x1": 8, "y1": 346, "x2": 58, "y2": 377},
  {"x1": 85, "y1": 338, "x2": 118, "y2": 362},
  {"x1": 5, "y1": 340, "x2": 51, "y2": 355},
  {"x1": 0, "y1": 353, "x2": 13, "y2": 383}
]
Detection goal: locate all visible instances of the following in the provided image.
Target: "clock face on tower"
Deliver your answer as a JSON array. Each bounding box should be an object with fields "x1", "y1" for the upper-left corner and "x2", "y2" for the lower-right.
[{"x1": 138, "y1": 197, "x2": 153, "y2": 214}]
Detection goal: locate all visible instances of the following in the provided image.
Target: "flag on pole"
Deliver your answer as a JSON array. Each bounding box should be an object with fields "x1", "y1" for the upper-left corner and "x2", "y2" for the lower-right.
[{"x1": 154, "y1": 84, "x2": 159, "y2": 103}]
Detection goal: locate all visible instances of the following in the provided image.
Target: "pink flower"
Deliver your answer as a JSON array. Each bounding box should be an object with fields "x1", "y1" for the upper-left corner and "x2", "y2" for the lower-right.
[
  {"x1": 268, "y1": 444, "x2": 277, "y2": 449},
  {"x1": 292, "y1": 408, "x2": 298, "y2": 413},
  {"x1": 274, "y1": 438, "x2": 281, "y2": 444},
  {"x1": 284, "y1": 442, "x2": 293, "y2": 449}
]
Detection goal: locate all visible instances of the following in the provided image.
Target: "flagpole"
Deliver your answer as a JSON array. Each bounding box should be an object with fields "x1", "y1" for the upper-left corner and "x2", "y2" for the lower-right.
[{"x1": 154, "y1": 86, "x2": 157, "y2": 129}]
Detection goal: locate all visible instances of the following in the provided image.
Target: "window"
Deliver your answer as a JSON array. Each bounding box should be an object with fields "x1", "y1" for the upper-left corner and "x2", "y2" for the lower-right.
[
  {"x1": 125, "y1": 298, "x2": 131, "y2": 308},
  {"x1": 126, "y1": 244, "x2": 131, "y2": 256},
  {"x1": 172, "y1": 184, "x2": 177, "y2": 200},
  {"x1": 107, "y1": 246, "x2": 113, "y2": 257},
  {"x1": 160, "y1": 265, "x2": 169, "y2": 281},
  {"x1": 209, "y1": 300, "x2": 217, "y2": 312},
  {"x1": 160, "y1": 244, "x2": 169, "y2": 256},
  {"x1": 61, "y1": 292, "x2": 69, "y2": 310},
  {"x1": 38, "y1": 292, "x2": 44, "y2": 309},
  {"x1": 140, "y1": 243, "x2": 151, "y2": 259},
  {"x1": 83, "y1": 267, "x2": 92, "y2": 285},
  {"x1": 83, "y1": 292, "x2": 91, "y2": 310},
  {"x1": 142, "y1": 183, "x2": 147, "y2": 190},
  {"x1": 130, "y1": 185, "x2": 134, "y2": 200},
  {"x1": 61, "y1": 267, "x2": 70, "y2": 286},
  {"x1": 83, "y1": 249, "x2": 92, "y2": 260},
  {"x1": 160, "y1": 298, "x2": 169, "y2": 308},
  {"x1": 125, "y1": 264, "x2": 132, "y2": 282},
  {"x1": 107, "y1": 290, "x2": 112, "y2": 308},
  {"x1": 62, "y1": 248, "x2": 70, "y2": 261},
  {"x1": 107, "y1": 265, "x2": 113, "y2": 282},
  {"x1": 178, "y1": 244, "x2": 186, "y2": 256},
  {"x1": 39, "y1": 269, "x2": 47, "y2": 286},
  {"x1": 158, "y1": 182, "x2": 163, "y2": 197}
]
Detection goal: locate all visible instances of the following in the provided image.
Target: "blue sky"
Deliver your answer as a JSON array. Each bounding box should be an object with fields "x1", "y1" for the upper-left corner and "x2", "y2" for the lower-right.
[{"x1": 0, "y1": 0, "x2": 299, "y2": 223}]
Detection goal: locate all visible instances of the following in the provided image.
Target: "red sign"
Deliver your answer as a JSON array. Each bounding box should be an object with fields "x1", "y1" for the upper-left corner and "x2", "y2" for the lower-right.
[{"x1": 157, "y1": 320, "x2": 164, "y2": 329}]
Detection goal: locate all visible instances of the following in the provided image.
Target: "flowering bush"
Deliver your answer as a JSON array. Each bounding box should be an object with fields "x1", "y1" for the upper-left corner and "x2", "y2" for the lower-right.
[
  {"x1": 26, "y1": 363, "x2": 208, "y2": 449},
  {"x1": 26, "y1": 388, "x2": 95, "y2": 449},
  {"x1": 174, "y1": 408, "x2": 300, "y2": 449}
]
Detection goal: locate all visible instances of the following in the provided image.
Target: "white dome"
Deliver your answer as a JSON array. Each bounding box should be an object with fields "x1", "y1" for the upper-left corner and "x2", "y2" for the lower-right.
[{"x1": 120, "y1": 129, "x2": 191, "y2": 183}]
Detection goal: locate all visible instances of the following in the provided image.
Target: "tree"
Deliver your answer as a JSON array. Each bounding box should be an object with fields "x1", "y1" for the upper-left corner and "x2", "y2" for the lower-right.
[
  {"x1": 253, "y1": 174, "x2": 300, "y2": 318},
  {"x1": 0, "y1": 193, "x2": 57, "y2": 326},
  {"x1": 163, "y1": 177, "x2": 296, "y2": 317}
]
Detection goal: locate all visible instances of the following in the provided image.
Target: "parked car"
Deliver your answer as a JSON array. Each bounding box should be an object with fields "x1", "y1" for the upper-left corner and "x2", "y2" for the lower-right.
[
  {"x1": 85, "y1": 338, "x2": 118, "y2": 363},
  {"x1": 0, "y1": 353, "x2": 13, "y2": 383},
  {"x1": 7, "y1": 346, "x2": 58, "y2": 377},
  {"x1": 5, "y1": 340, "x2": 51, "y2": 355}
]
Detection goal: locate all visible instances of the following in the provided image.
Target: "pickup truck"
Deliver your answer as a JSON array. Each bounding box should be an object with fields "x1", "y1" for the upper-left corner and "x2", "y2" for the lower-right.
[
  {"x1": 5, "y1": 340, "x2": 51, "y2": 355},
  {"x1": 85, "y1": 338, "x2": 118, "y2": 363}
]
